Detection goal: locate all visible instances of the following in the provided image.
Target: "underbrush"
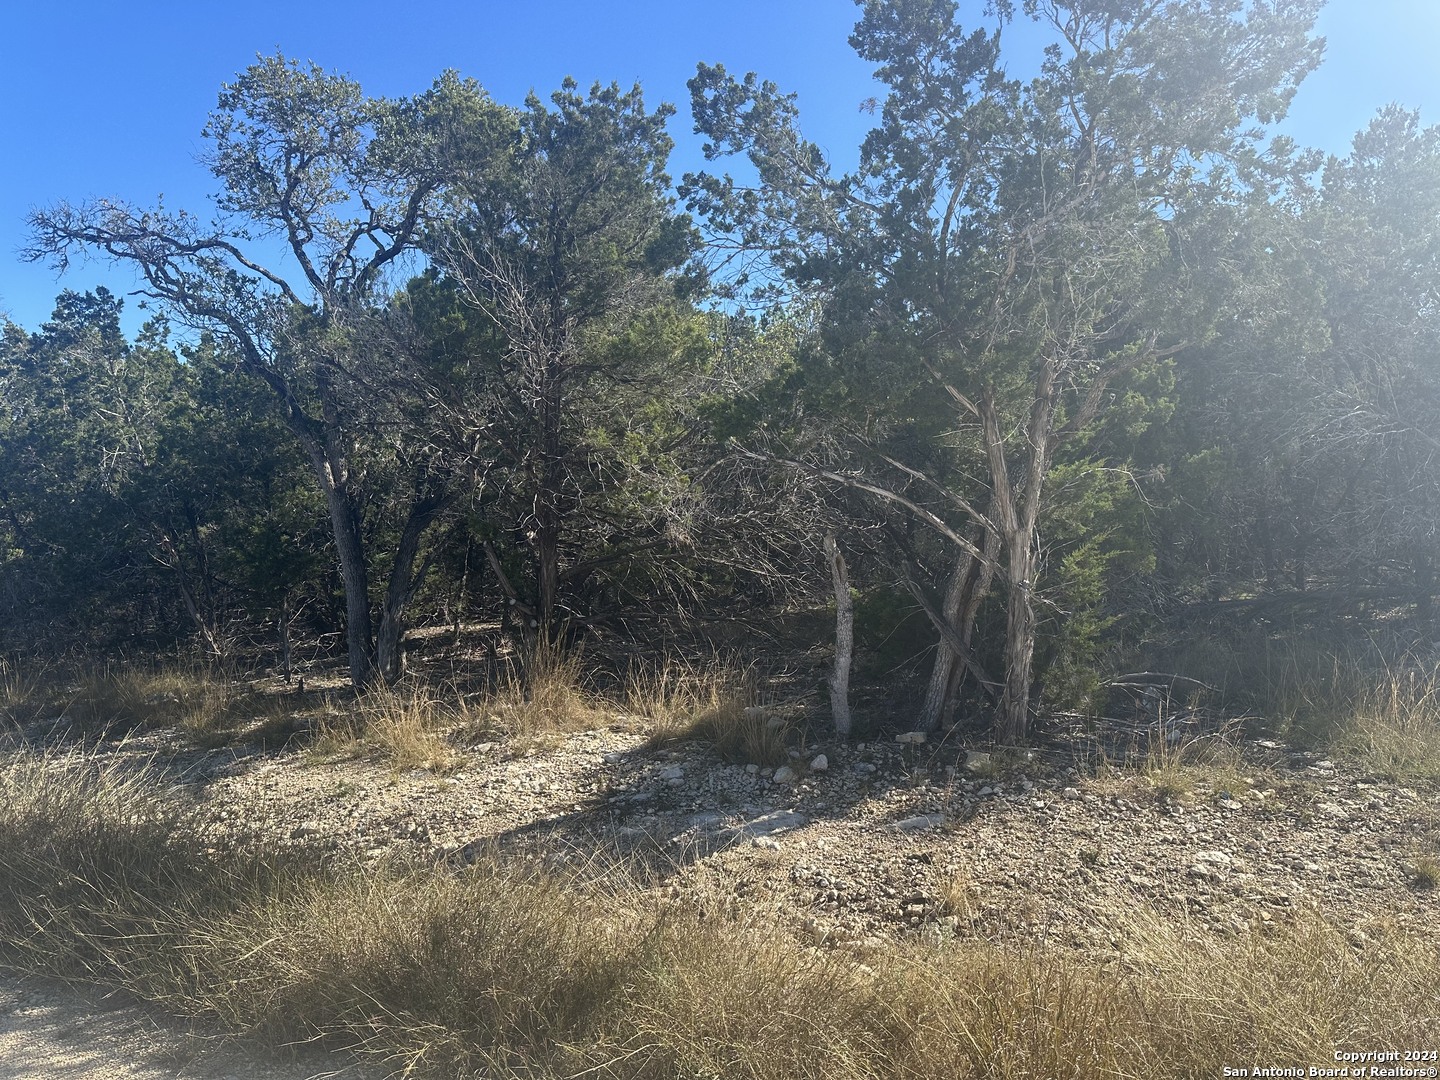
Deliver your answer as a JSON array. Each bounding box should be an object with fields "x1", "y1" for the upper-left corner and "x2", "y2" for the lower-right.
[
  {"x1": 0, "y1": 748, "x2": 1434, "y2": 1078},
  {"x1": 313, "y1": 688, "x2": 463, "y2": 773},
  {"x1": 632, "y1": 657, "x2": 794, "y2": 766},
  {"x1": 1133, "y1": 629, "x2": 1440, "y2": 785}
]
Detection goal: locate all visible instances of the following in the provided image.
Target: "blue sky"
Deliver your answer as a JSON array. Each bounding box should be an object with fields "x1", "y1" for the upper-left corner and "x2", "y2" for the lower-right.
[{"x1": 1, "y1": 0, "x2": 1435, "y2": 333}]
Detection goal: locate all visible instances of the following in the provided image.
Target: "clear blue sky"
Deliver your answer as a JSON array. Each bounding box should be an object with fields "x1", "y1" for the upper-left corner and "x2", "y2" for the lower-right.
[{"x1": 1, "y1": 0, "x2": 1435, "y2": 333}]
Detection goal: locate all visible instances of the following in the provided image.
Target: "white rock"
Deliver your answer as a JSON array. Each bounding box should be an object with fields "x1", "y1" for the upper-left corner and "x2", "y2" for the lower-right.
[
  {"x1": 810, "y1": 754, "x2": 829, "y2": 772},
  {"x1": 733, "y1": 810, "x2": 808, "y2": 838},
  {"x1": 773, "y1": 765, "x2": 798, "y2": 784},
  {"x1": 963, "y1": 751, "x2": 991, "y2": 772},
  {"x1": 894, "y1": 814, "x2": 945, "y2": 832},
  {"x1": 1062, "y1": 786, "x2": 1081, "y2": 800},
  {"x1": 1193, "y1": 849, "x2": 1234, "y2": 865},
  {"x1": 895, "y1": 731, "x2": 927, "y2": 745}
]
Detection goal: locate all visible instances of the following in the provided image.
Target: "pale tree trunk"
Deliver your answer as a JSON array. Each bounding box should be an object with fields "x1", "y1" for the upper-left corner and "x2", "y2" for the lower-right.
[
  {"x1": 998, "y1": 542, "x2": 1038, "y2": 744},
  {"x1": 824, "y1": 534, "x2": 855, "y2": 738},
  {"x1": 980, "y1": 365, "x2": 1056, "y2": 745},
  {"x1": 278, "y1": 594, "x2": 294, "y2": 683},
  {"x1": 917, "y1": 516, "x2": 1001, "y2": 730}
]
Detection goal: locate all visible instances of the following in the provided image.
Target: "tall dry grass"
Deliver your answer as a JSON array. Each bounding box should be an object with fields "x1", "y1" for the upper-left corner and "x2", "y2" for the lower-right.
[
  {"x1": 631, "y1": 657, "x2": 794, "y2": 766},
  {"x1": 0, "y1": 747, "x2": 1435, "y2": 1078},
  {"x1": 312, "y1": 687, "x2": 463, "y2": 773},
  {"x1": 1334, "y1": 665, "x2": 1440, "y2": 784}
]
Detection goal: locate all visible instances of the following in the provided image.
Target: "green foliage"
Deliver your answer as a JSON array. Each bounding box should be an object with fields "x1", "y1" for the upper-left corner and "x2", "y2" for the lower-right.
[
  {"x1": 0, "y1": 292, "x2": 324, "y2": 652},
  {"x1": 852, "y1": 587, "x2": 932, "y2": 678}
]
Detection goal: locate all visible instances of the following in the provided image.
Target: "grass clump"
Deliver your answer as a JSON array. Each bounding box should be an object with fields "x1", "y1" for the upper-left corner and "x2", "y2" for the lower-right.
[
  {"x1": 0, "y1": 656, "x2": 51, "y2": 726},
  {"x1": 313, "y1": 688, "x2": 461, "y2": 774},
  {"x1": 631, "y1": 657, "x2": 792, "y2": 765},
  {"x1": 1407, "y1": 855, "x2": 1440, "y2": 890},
  {"x1": 1, "y1": 746, "x2": 1437, "y2": 1078},
  {"x1": 474, "y1": 640, "x2": 608, "y2": 740},
  {"x1": 1333, "y1": 666, "x2": 1440, "y2": 784}
]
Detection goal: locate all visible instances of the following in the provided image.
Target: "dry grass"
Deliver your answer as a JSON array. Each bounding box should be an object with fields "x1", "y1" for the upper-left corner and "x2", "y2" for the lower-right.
[
  {"x1": 933, "y1": 867, "x2": 979, "y2": 924},
  {"x1": 66, "y1": 665, "x2": 241, "y2": 736},
  {"x1": 312, "y1": 688, "x2": 463, "y2": 774},
  {"x1": 630, "y1": 657, "x2": 794, "y2": 765},
  {"x1": 0, "y1": 747, "x2": 1435, "y2": 1079},
  {"x1": 471, "y1": 641, "x2": 608, "y2": 740},
  {"x1": 1334, "y1": 666, "x2": 1440, "y2": 784},
  {"x1": 1407, "y1": 855, "x2": 1440, "y2": 890},
  {"x1": 0, "y1": 656, "x2": 52, "y2": 727},
  {"x1": 1082, "y1": 723, "x2": 1260, "y2": 808},
  {"x1": 625, "y1": 655, "x2": 746, "y2": 735},
  {"x1": 312, "y1": 642, "x2": 619, "y2": 769}
]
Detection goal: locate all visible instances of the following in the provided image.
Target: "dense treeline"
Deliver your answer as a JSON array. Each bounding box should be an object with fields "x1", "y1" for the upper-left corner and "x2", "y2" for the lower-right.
[{"x1": 4, "y1": 0, "x2": 1438, "y2": 741}]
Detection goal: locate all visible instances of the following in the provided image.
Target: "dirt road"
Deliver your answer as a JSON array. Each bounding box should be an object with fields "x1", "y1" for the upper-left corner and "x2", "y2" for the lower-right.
[{"x1": 0, "y1": 975, "x2": 373, "y2": 1080}]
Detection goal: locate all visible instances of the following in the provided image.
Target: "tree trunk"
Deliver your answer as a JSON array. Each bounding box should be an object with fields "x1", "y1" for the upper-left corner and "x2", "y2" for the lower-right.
[
  {"x1": 319, "y1": 480, "x2": 376, "y2": 687},
  {"x1": 279, "y1": 593, "x2": 294, "y2": 683},
  {"x1": 918, "y1": 516, "x2": 1000, "y2": 730},
  {"x1": 978, "y1": 369, "x2": 1055, "y2": 746},
  {"x1": 997, "y1": 540, "x2": 1037, "y2": 744},
  {"x1": 283, "y1": 397, "x2": 378, "y2": 688},
  {"x1": 375, "y1": 492, "x2": 448, "y2": 685},
  {"x1": 824, "y1": 534, "x2": 855, "y2": 738}
]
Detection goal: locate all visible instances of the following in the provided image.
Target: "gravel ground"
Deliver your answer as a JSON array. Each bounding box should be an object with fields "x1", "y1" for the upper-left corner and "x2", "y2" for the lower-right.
[
  {"x1": 0, "y1": 974, "x2": 378, "y2": 1080},
  {"x1": 5, "y1": 699, "x2": 1438, "y2": 1075}
]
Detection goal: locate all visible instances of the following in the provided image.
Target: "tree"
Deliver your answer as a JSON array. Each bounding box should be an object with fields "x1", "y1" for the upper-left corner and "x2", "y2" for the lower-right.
[
  {"x1": 1166, "y1": 107, "x2": 1440, "y2": 624},
  {"x1": 687, "y1": 0, "x2": 1322, "y2": 741},
  {"x1": 425, "y1": 79, "x2": 705, "y2": 642},
  {"x1": 27, "y1": 55, "x2": 514, "y2": 685},
  {"x1": 0, "y1": 290, "x2": 323, "y2": 653}
]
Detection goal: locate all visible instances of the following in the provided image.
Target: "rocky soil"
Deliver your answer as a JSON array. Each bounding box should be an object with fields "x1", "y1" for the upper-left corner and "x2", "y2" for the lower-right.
[
  {"x1": 5, "y1": 696, "x2": 1438, "y2": 1076},
  {"x1": 54, "y1": 707, "x2": 1440, "y2": 954}
]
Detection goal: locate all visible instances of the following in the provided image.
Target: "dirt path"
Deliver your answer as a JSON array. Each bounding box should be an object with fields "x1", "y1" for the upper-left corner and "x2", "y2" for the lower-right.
[{"x1": 0, "y1": 975, "x2": 374, "y2": 1080}]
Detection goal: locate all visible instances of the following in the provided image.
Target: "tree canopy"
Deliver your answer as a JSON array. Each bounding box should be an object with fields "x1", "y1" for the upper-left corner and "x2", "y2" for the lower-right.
[{"x1": 10, "y1": 9, "x2": 1440, "y2": 743}]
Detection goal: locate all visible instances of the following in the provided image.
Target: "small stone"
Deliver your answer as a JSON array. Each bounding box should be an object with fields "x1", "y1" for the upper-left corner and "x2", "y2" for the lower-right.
[
  {"x1": 894, "y1": 814, "x2": 945, "y2": 832},
  {"x1": 658, "y1": 766, "x2": 684, "y2": 781},
  {"x1": 745, "y1": 763, "x2": 760, "y2": 775},
  {"x1": 733, "y1": 810, "x2": 808, "y2": 839},
  {"x1": 896, "y1": 731, "x2": 927, "y2": 745},
  {"x1": 810, "y1": 754, "x2": 829, "y2": 772},
  {"x1": 853, "y1": 762, "x2": 878, "y2": 775},
  {"x1": 963, "y1": 751, "x2": 991, "y2": 772},
  {"x1": 1062, "y1": 786, "x2": 1081, "y2": 800},
  {"x1": 1193, "y1": 849, "x2": 1233, "y2": 866},
  {"x1": 773, "y1": 765, "x2": 798, "y2": 784}
]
